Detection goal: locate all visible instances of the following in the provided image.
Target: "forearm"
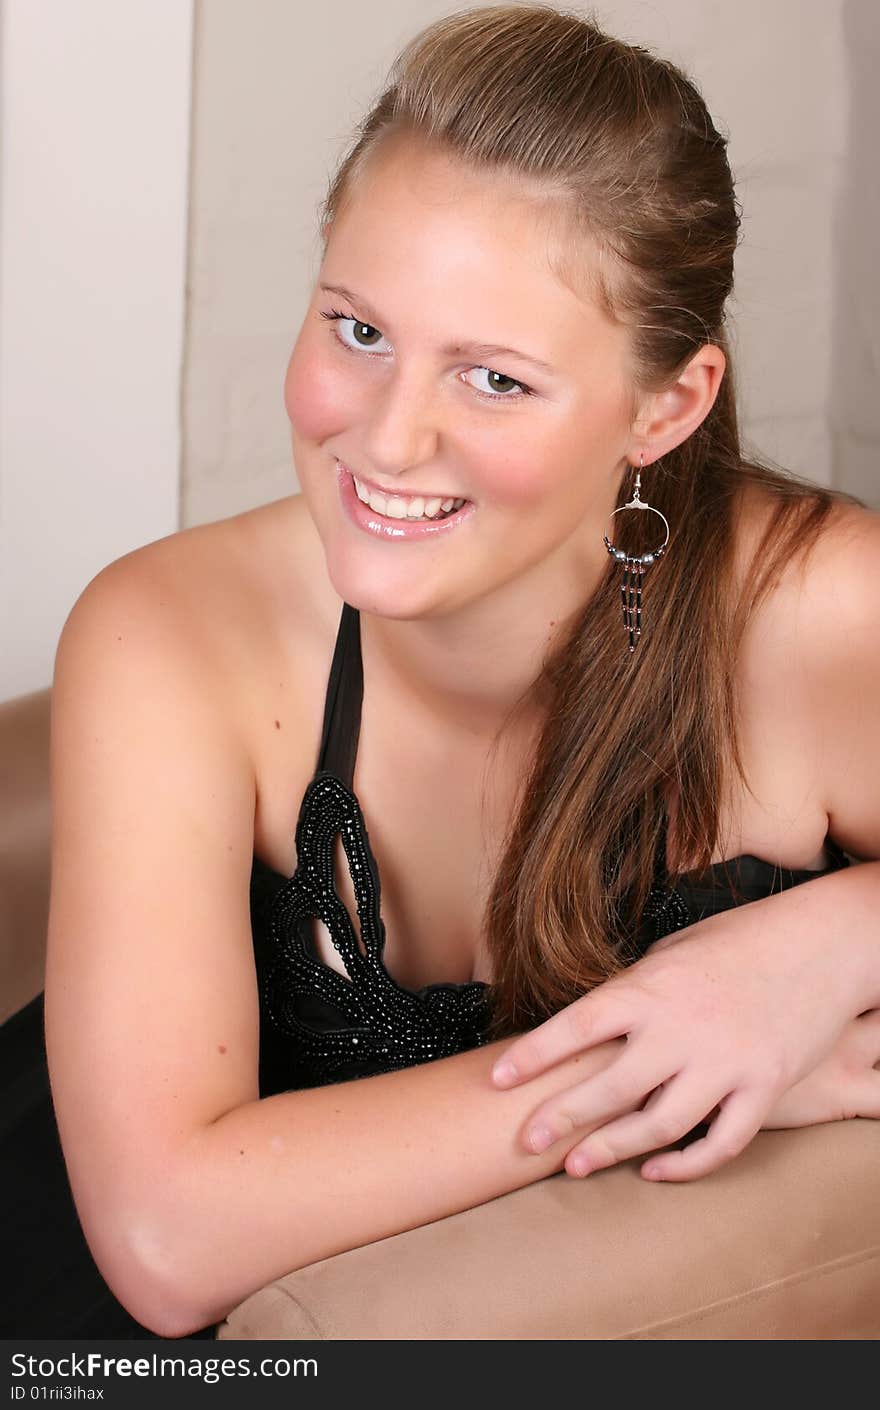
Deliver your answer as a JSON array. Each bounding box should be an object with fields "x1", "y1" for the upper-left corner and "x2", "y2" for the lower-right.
[
  {"x1": 130, "y1": 1034, "x2": 619, "y2": 1336},
  {"x1": 775, "y1": 858, "x2": 880, "y2": 1013}
]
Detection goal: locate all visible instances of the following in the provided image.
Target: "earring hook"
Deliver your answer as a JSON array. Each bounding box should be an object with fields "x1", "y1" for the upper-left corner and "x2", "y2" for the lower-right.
[{"x1": 627, "y1": 450, "x2": 646, "y2": 509}]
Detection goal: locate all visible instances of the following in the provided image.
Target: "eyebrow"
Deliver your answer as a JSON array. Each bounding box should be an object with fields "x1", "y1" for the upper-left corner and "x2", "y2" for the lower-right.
[{"x1": 319, "y1": 283, "x2": 558, "y2": 376}]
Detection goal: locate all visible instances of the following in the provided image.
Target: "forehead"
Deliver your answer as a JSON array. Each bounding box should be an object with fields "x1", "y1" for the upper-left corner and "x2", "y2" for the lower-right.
[{"x1": 323, "y1": 135, "x2": 626, "y2": 371}]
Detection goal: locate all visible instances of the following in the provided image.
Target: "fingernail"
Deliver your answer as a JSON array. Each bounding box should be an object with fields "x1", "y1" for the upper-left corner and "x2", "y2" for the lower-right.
[
  {"x1": 492, "y1": 1060, "x2": 518, "y2": 1087},
  {"x1": 642, "y1": 1162, "x2": 663, "y2": 1180},
  {"x1": 527, "y1": 1124, "x2": 554, "y2": 1154},
  {"x1": 568, "y1": 1154, "x2": 590, "y2": 1177}
]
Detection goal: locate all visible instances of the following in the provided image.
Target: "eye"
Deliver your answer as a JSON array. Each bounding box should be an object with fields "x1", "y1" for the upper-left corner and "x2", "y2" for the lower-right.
[
  {"x1": 318, "y1": 308, "x2": 534, "y2": 403},
  {"x1": 320, "y1": 309, "x2": 389, "y2": 352},
  {"x1": 462, "y1": 367, "x2": 530, "y2": 401}
]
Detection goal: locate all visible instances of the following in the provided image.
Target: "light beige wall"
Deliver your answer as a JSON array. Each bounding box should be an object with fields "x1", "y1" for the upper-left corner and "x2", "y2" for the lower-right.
[
  {"x1": 832, "y1": 0, "x2": 879, "y2": 504},
  {"x1": 181, "y1": 0, "x2": 876, "y2": 527},
  {"x1": 0, "y1": 0, "x2": 194, "y2": 701}
]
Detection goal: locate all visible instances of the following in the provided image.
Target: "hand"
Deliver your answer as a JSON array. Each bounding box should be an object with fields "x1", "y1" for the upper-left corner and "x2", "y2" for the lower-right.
[
  {"x1": 762, "y1": 1009, "x2": 880, "y2": 1129},
  {"x1": 490, "y1": 897, "x2": 864, "y2": 1182}
]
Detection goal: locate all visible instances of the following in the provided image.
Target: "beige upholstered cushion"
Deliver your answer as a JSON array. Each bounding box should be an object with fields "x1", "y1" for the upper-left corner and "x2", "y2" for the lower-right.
[
  {"x1": 218, "y1": 1118, "x2": 880, "y2": 1340},
  {"x1": 0, "y1": 688, "x2": 51, "y2": 1026}
]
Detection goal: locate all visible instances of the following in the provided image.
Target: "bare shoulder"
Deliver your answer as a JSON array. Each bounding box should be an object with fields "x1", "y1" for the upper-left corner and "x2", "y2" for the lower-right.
[
  {"x1": 79, "y1": 494, "x2": 341, "y2": 753},
  {"x1": 731, "y1": 480, "x2": 878, "y2": 666},
  {"x1": 92, "y1": 495, "x2": 346, "y2": 877},
  {"x1": 729, "y1": 478, "x2": 879, "y2": 861},
  {"x1": 94, "y1": 493, "x2": 330, "y2": 653},
  {"x1": 782, "y1": 494, "x2": 879, "y2": 650}
]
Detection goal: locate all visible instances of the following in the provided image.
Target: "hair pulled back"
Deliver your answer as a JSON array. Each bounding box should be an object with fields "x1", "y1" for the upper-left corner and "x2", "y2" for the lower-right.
[{"x1": 319, "y1": 5, "x2": 861, "y2": 1036}]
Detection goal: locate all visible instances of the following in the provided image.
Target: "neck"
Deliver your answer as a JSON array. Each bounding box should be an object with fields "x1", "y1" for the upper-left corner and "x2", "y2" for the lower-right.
[{"x1": 361, "y1": 525, "x2": 609, "y2": 743}]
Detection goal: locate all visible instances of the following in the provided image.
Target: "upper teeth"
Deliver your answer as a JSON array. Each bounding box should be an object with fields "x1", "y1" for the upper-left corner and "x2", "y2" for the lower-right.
[{"x1": 351, "y1": 474, "x2": 466, "y2": 520}]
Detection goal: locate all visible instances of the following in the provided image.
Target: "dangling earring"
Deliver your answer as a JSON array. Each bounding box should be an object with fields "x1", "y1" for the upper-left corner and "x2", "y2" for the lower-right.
[{"x1": 603, "y1": 452, "x2": 670, "y2": 654}]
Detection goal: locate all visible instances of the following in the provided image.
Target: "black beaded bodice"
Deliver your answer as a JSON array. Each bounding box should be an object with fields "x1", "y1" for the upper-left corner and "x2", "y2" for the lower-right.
[
  {"x1": 252, "y1": 771, "x2": 493, "y2": 1093},
  {"x1": 249, "y1": 601, "x2": 496, "y2": 1096},
  {"x1": 249, "y1": 602, "x2": 850, "y2": 1098}
]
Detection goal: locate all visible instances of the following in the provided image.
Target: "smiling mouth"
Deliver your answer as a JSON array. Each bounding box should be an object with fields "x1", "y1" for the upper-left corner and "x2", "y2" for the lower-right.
[{"x1": 337, "y1": 460, "x2": 468, "y2": 521}]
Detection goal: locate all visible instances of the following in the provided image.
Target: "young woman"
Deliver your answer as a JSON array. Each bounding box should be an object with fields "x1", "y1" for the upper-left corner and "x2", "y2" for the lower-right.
[{"x1": 45, "y1": 6, "x2": 880, "y2": 1338}]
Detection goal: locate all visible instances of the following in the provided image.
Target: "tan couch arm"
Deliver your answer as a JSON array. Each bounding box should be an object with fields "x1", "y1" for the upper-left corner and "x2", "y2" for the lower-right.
[
  {"x1": 217, "y1": 1118, "x2": 880, "y2": 1340},
  {"x1": 0, "y1": 688, "x2": 51, "y2": 1026}
]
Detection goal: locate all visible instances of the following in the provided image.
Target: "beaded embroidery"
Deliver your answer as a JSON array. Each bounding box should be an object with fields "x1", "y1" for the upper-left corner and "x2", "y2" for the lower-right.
[
  {"x1": 260, "y1": 771, "x2": 493, "y2": 1089},
  {"x1": 636, "y1": 875, "x2": 692, "y2": 945}
]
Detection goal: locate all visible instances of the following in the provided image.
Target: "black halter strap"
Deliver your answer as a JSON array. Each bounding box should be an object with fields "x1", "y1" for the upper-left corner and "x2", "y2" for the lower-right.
[{"x1": 316, "y1": 602, "x2": 363, "y2": 789}]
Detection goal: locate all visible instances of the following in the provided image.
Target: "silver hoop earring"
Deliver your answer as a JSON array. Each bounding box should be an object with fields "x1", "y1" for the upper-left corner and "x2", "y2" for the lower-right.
[{"x1": 603, "y1": 452, "x2": 670, "y2": 654}]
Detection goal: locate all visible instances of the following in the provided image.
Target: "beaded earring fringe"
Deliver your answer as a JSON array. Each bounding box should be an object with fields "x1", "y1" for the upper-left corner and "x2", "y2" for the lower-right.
[{"x1": 603, "y1": 458, "x2": 670, "y2": 653}]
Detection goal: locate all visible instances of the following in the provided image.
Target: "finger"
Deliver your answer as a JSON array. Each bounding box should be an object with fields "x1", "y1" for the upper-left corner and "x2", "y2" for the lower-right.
[
  {"x1": 640, "y1": 1088, "x2": 763, "y2": 1182},
  {"x1": 491, "y1": 988, "x2": 635, "y2": 1088},
  {"x1": 522, "y1": 1052, "x2": 678, "y2": 1154},
  {"x1": 563, "y1": 1074, "x2": 721, "y2": 1177}
]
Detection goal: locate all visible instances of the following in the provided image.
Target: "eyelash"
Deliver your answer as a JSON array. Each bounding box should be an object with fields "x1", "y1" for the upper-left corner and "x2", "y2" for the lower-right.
[{"x1": 319, "y1": 308, "x2": 535, "y2": 403}]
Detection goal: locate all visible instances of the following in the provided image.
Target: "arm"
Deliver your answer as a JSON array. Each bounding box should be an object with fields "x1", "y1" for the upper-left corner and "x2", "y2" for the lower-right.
[
  {"x1": 44, "y1": 554, "x2": 615, "y2": 1340},
  {"x1": 169, "y1": 1034, "x2": 618, "y2": 1336},
  {"x1": 490, "y1": 505, "x2": 880, "y2": 1181}
]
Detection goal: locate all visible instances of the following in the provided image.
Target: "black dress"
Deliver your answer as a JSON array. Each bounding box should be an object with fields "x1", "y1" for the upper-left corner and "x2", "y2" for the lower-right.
[
  {"x1": 3, "y1": 601, "x2": 849, "y2": 1336},
  {"x1": 251, "y1": 601, "x2": 849, "y2": 1096}
]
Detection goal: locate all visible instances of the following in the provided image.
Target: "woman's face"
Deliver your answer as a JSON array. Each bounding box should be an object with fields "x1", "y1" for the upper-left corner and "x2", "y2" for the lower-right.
[{"x1": 284, "y1": 134, "x2": 642, "y2": 622}]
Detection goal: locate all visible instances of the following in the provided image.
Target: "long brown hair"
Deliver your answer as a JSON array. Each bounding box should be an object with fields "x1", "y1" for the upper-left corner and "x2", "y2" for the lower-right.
[{"x1": 318, "y1": 4, "x2": 865, "y2": 1037}]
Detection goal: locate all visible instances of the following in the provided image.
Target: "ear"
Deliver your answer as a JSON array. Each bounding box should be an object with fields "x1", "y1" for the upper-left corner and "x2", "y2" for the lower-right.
[{"x1": 629, "y1": 344, "x2": 727, "y2": 465}]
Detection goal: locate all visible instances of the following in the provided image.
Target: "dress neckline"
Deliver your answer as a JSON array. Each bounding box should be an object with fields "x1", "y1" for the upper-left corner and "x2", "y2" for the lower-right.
[
  {"x1": 653, "y1": 804, "x2": 847, "y2": 885},
  {"x1": 254, "y1": 599, "x2": 848, "y2": 888},
  {"x1": 252, "y1": 839, "x2": 845, "y2": 890}
]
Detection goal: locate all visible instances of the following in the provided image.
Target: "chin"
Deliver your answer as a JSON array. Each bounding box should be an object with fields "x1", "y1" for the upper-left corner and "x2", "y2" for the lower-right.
[
  {"x1": 326, "y1": 567, "x2": 435, "y2": 621},
  {"x1": 320, "y1": 547, "x2": 459, "y2": 623}
]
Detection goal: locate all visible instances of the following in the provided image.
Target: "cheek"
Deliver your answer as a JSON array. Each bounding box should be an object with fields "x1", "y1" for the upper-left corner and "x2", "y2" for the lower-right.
[
  {"x1": 482, "y1": 457, "x2": 541, "y2": 505},
  {"x1": 483, "y1": 402, "x2": 624, "y2": 514},
  {"x1": 283, "y1": 335, "x2": 351, "y2": 442},
  {"x1": 458, "y1": 417, "x2": 549, "y2": 505},
  {"x1": 467, "y1": 433, "x2": 577, "y2": 511}
]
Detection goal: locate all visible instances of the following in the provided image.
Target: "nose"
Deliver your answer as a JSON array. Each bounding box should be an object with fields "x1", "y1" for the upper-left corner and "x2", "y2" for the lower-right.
[{"x1": 359, "y1": 361, "x2": 440, "y2": 481}]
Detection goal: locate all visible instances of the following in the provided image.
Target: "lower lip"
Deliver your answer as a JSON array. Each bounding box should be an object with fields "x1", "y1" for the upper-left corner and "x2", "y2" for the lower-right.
[{"x1": 336, "y1": 460, "x2": 475, "y2": 541}]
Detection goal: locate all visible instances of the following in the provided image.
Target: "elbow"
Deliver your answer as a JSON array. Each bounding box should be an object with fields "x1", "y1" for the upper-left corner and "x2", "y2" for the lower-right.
[
  {"x1": 119, "y1": 1290, "x2": 206, "y2": 1341},
  {"x1": 143, "y1": 1300, "x2": 218, "y2": 1341},
  {"x1": 85, "y1": 1209, "x2": 223, "y2": 1339},
  {"x1": 120, "y1": 1222, "x2": 225, "y2": 1338},
  {"x1": 50, "y1": 1103, "x2": 231, "y2": 1335},
  {"x1": 124, "y1": 1282, "x2": 214, "y2": 1341},
  {"x1": 63, "y1": 1134, "x2": 245, "y2": 1337}
]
